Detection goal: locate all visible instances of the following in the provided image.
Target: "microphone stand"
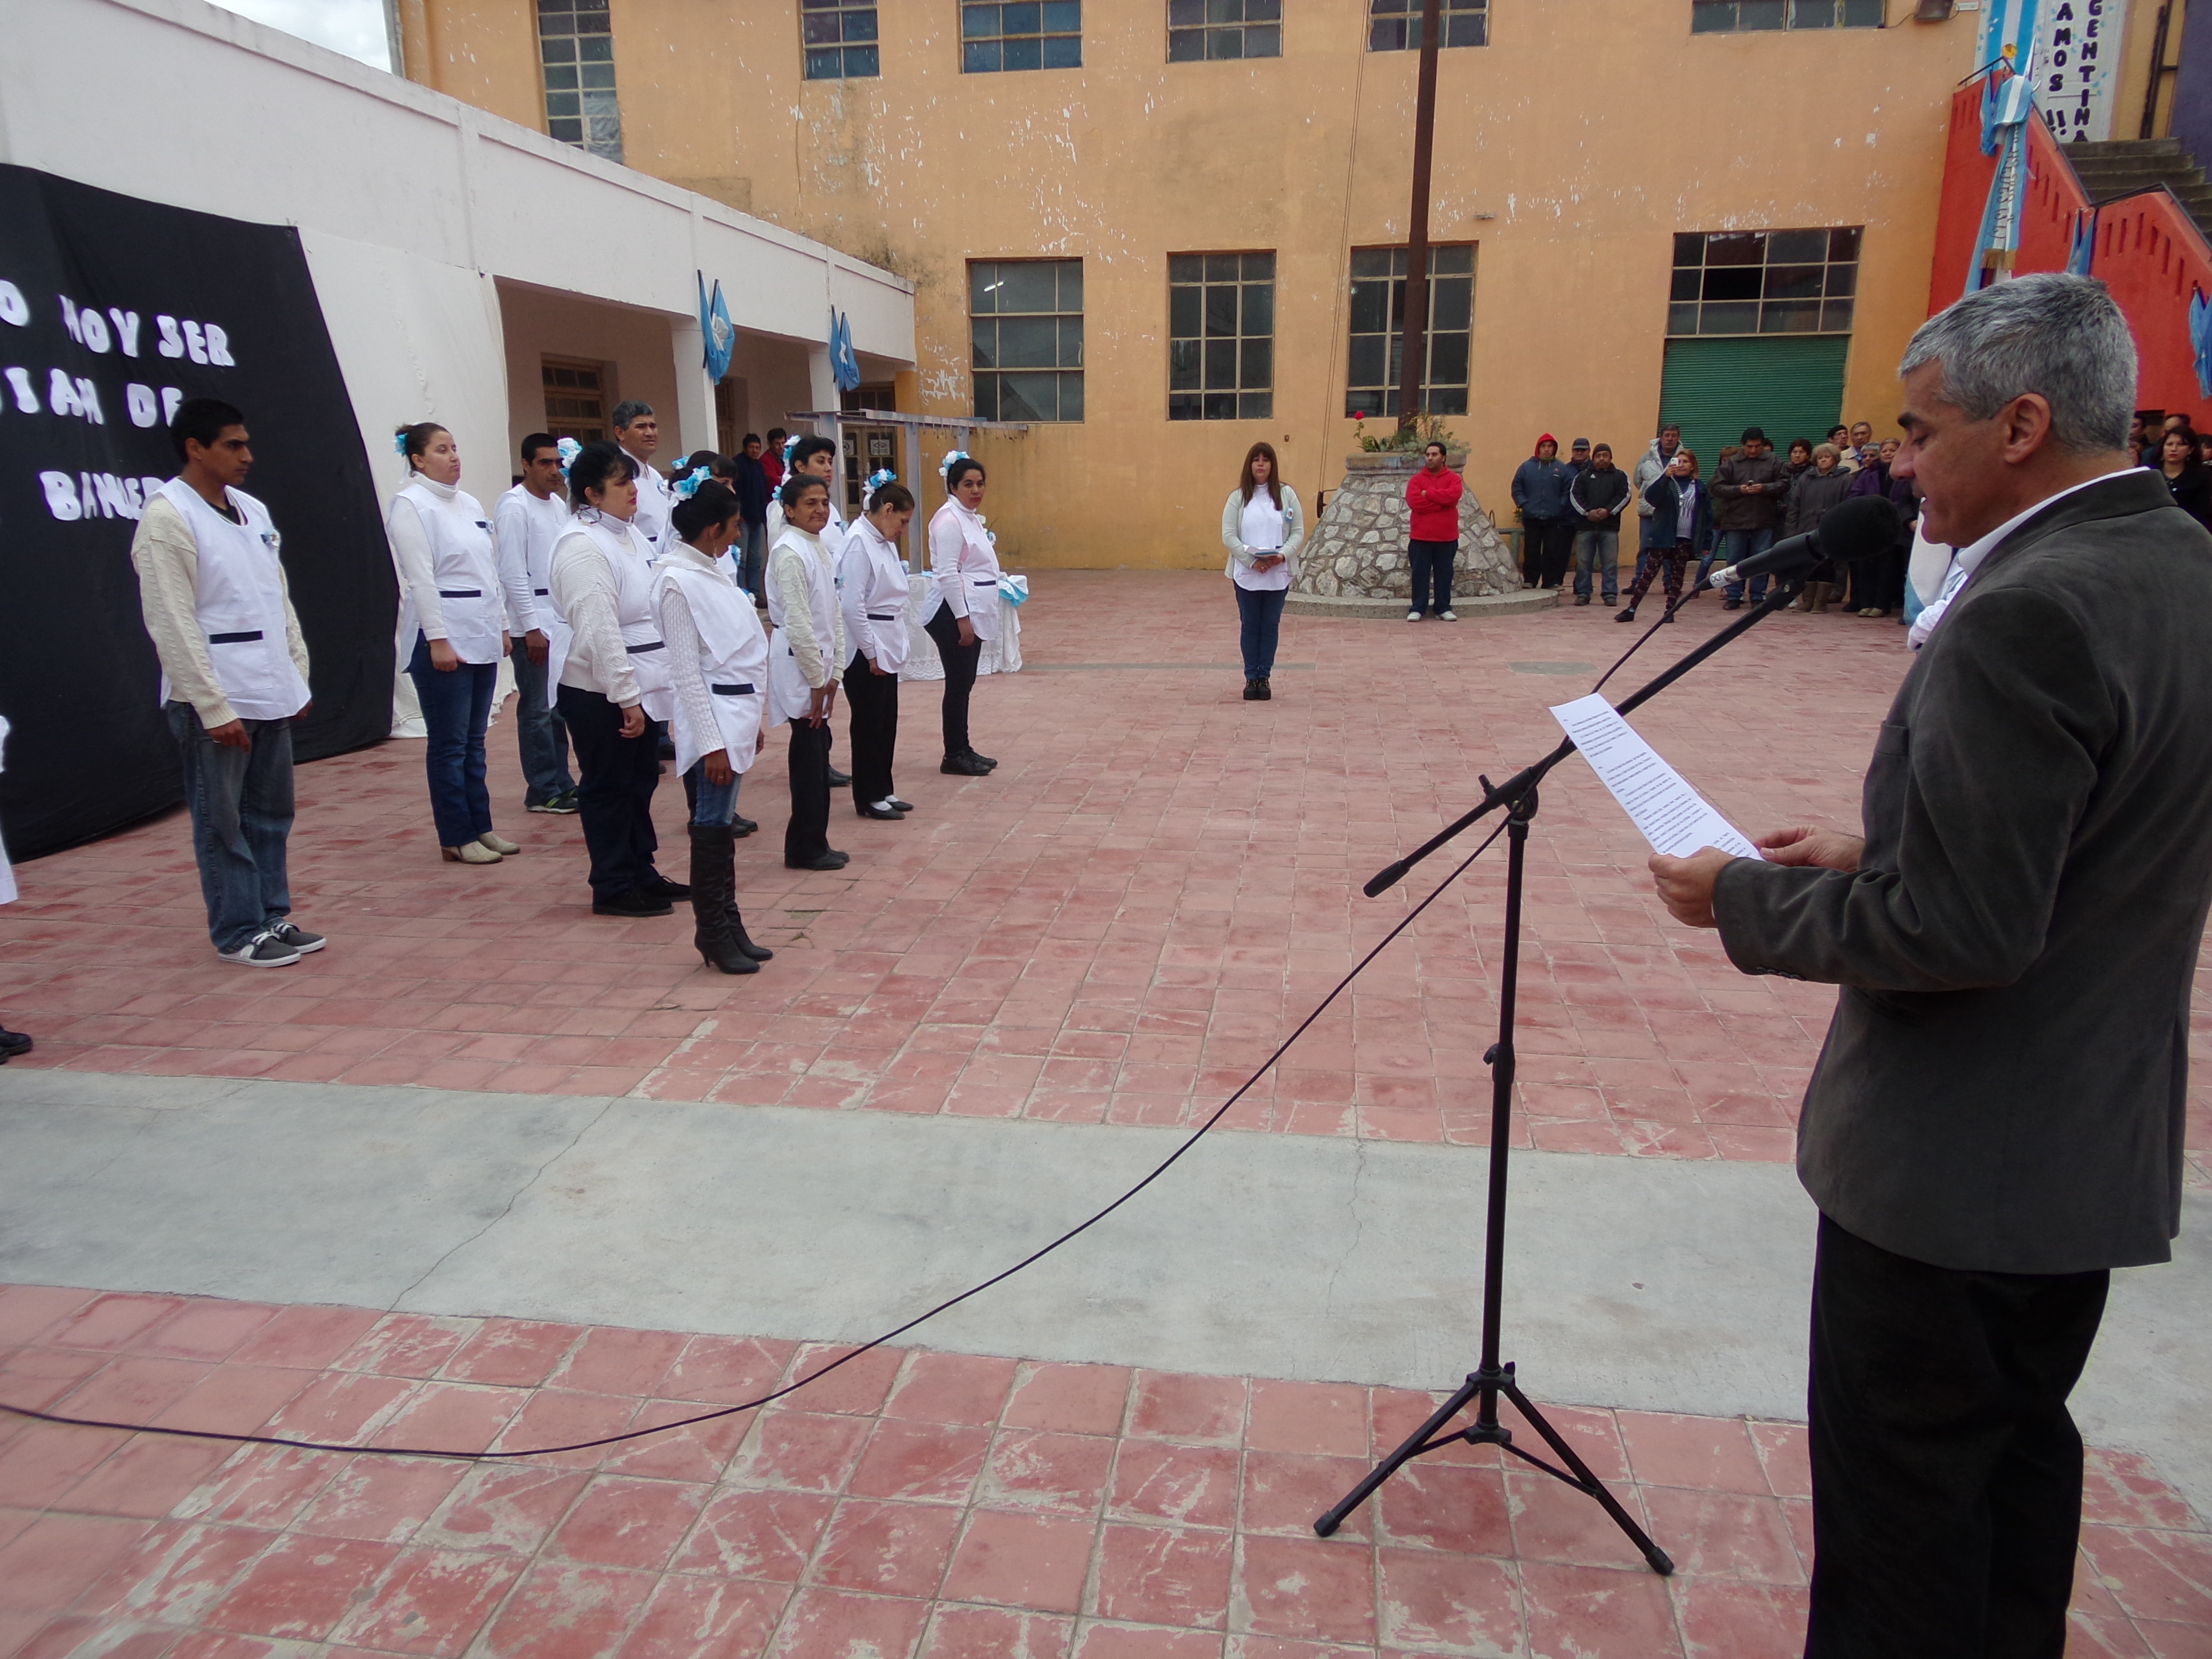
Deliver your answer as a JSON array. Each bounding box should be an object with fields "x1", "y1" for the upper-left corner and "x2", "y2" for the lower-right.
[{"x1": 1313, "y1": 578, "x2": 1800, "y2": 1572}]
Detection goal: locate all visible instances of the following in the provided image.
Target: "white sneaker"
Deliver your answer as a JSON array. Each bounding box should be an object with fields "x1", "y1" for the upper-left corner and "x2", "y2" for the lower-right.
[
  {"x1": 217, "y1": 929, "x2": 302, "y2": 968},
  {"x1": 1407, "y1": 610, "x2": 1423, "y2": 622},
  {"x1": 1438, "y1": 610, "x2": 1459, "y2": 622}
]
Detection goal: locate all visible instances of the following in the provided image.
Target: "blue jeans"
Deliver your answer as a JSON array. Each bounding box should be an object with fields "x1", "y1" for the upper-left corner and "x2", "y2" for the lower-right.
[
  {"x1": 1234, "y1": 584, "x2": 1287, "y2": 679},
  {"x1": 509, "y1": 637, "x2": 575, "y2": 807},
  {"x1": 1572, "y1": 528, "x2": 1620, "y2": 601},
  {"x1": 406, "y1": 633, "x2": 498, "y2": 847},
  {"x1": 686, "y1": 762, "x2": 743, "y2": 828},
  {"x1": 1720, "y1": 527, "x2": 1776, "y2": 603},
  {"x1": 738, "y1": 521, "x2": 767, "y2": 599},
  {"x1": 167, "y1": 701, "x2": 295, "y2": 953}
]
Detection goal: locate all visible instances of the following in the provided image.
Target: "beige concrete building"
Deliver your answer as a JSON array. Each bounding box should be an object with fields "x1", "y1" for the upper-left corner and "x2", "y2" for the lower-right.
[{"x1": 390, "y1": 0, "x2": 2167, "y2": 568}]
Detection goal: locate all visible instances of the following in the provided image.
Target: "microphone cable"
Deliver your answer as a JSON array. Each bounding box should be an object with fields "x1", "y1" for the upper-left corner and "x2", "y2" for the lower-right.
[{"x1": 0, "y1": 589, "x2": 1701, "y2": 1463}]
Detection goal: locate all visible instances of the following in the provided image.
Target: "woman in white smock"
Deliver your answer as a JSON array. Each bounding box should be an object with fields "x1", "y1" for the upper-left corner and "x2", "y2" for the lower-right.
[
  {"x1": 1220, "y1": 440, "x2": 1304, "y2": 702},
  {"x1": 390, "y1": 423, "x2": 513, "y2": 864},
  {"x1": 766, "y1": 473, "x2": 848, "y2": 871},
  {"x1": 653, "y1": 480, "x2": 776, "y2": 974},
  {"x1": 922, "y1": 453, "x2": 1002, "y2": 776},
  {"x1": 549, "y1": 443, "x2": 686, "y2": 918},
  {"x1": 841, "y1": 472, "x2": 916, "y2": 820}
]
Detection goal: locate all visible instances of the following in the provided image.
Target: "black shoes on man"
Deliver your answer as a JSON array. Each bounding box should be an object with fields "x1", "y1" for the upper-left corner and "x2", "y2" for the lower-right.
[
  {"x1": 940, "y1": 751, "x2": 997, "y2": 776},
  {"x1": 1243, "y1": 677, "x2": 1272, "y2": 701}
]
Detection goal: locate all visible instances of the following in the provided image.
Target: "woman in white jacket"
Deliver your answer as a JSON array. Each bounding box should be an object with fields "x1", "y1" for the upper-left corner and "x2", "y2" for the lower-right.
[
  {"x1": 1220, "y1": 441, "x2": 1304, "y2": 702},
  {"x1": 653, "y1": 481, "x2": 774, "y2": 974},
  {"x1": 389, "y1": 422, "x2": 514, "y2": 862},
  {"x1": 840, "y1": 471, "x2": 916, "y2": 820},
  {"x1": 923, "y1": 453, "x2": 1002, "y2": 775}
]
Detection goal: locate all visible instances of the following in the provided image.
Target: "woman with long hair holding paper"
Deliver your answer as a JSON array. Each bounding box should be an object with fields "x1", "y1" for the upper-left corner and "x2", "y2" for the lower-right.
[{"x1": 1220, "y1": 441, "x2": 1303, "y2": 701}]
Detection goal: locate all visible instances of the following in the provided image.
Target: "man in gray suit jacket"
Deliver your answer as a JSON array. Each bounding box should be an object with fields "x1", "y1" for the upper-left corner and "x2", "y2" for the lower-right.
[{"x1": 1650, "y1": 275, "x2": 2212, "y2": 1656}]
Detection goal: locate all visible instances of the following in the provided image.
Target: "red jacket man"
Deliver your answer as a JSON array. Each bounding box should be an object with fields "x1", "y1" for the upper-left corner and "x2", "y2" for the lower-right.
[
  {"x1": 1403, "y1": 440, "x2": 1467, "y2": 620},
  {"x1": 1406, "y1": 450, "x2": 1465, "y2": 540}
]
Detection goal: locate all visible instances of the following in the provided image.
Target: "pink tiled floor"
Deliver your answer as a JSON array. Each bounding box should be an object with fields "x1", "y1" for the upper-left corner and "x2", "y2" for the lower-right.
[
  {"x1": 4, "y1": 573, "x2": 2207, "y2": 1177},
  {"x1": 3, "y1": 1283, "x2": 2204, "y2": 1659}
]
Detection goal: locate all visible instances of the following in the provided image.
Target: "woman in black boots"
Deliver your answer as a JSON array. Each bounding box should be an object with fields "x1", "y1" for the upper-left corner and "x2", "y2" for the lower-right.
[{"x1": 652, "y1": 481, "x2": 774, "y2": 974}]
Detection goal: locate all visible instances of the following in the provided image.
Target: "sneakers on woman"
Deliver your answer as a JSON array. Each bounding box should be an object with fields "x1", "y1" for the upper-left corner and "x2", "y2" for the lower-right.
[
  {"x1": 1438, "y1": 610, "x2": 1459, "y2": 622},
  {"x1": 1406, "y1": 609, "x2": 1422, "y2": 622},
  {"x1": 217, "y1": 930, "x2": 302, "y2": 968}
]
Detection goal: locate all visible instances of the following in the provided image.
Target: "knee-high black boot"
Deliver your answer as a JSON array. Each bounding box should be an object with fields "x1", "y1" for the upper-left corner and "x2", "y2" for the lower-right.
[
  {"x1": 724, "y1": 893, "x2": 773, "y2": 962},
  {"x1": 689, "y1": 825, "x2": 757, "y2": 974}
]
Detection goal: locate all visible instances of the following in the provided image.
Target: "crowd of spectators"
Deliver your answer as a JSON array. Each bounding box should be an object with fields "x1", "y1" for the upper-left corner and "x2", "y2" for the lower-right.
[{"x1": 1515, "y1": 419, "x2": 1927, "y2": 621}]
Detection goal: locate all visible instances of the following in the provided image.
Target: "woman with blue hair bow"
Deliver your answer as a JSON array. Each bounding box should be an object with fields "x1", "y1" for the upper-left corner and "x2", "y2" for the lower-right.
[{"x1": 924, "y1": 452, "x2": 1000, "y2": 777}]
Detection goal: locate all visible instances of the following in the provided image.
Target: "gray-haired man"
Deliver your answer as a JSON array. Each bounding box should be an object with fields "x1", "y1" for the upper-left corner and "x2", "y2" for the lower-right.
[
  {"x1": 1650, "y1": 276, "x2": 2212, "y2": 1652},
  {"x1": 613, "y1": 400, "x2": 673, "y2": 556}
]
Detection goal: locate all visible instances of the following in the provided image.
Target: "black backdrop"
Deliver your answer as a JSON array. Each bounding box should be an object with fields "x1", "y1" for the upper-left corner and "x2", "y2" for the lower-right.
[{"x1": 0, "y1": 165, "x2": 395, "y2": 861}]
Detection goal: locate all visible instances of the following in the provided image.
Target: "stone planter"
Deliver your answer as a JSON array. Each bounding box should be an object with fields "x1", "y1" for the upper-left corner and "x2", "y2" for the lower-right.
[{"x1": 1290, "y1": 450, "x2": 1519, "y2": 608}]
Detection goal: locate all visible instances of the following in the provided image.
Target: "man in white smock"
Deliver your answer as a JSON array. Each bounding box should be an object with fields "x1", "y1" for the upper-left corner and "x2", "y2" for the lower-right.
[
  {"x1": 613, "y1": 401, "x2": 673, "y2": 558},
  {"x1": 763, "y1": 432, "x2": 854, "y2": 790},
  {"x1": 129, "y1": 398, "x2": 324, "y2": 969},
  {"x1": 923, "y1": 452, "x2": 1002, "y2": 776},
  {"x1": 494, "y1": 432, "x2": 578, "y2": 815},
  {"x1": 766, "y1": 473, "x2": 849, "y2": 871}
]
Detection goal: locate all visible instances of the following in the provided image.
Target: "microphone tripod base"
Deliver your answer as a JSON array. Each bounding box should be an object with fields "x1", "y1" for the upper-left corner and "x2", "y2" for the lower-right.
[{"x1": 1312, "y1": 1361, "x2": 1673, "y2": 1575}]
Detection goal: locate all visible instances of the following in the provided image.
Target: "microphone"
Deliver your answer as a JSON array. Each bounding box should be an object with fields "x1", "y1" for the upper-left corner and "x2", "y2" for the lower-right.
[{"x1": 1706, "y1": 494, "x2": 1902, "y2": 589}]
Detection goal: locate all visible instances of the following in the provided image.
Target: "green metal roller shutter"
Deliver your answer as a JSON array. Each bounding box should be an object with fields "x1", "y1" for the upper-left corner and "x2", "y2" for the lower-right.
[{"x1": 1657, "y1": 336, "x2": 1852, "y2": 475}]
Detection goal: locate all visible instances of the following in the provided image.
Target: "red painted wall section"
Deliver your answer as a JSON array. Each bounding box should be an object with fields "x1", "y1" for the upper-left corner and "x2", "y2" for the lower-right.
[{"x1": 1931, "y1": 72, "x2": 2212, "y2": 427}]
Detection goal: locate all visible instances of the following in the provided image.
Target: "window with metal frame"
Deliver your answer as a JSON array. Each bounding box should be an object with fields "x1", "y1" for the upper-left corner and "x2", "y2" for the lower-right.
[
  {"x1": 971, "y1": 260, "x2": 1085, "y2": 421},
  {"x1": 1344, "y1": 245, "x2": 1475, "y2": 417},
  {"x1": 1691, "y1": 0, "x2": 1884, "y2": 32},
  {"x1": 1168, "y1": 0, "x2": 1282, "y2": 61},
  {"x1": 1168, "y1": 253, "x2": 1275, "y2": 421},
  {"x1": 1667, "y1": 227, "x2": 1862, "y2": 336},
  {"x1": 537, "y1": 0, "x2": 623, "y2": 162},
  {"x1": 802, "y1": 0, "x2": 880, "y2": 78},
  {"x1": 962, "y1": 1, "x2": 1082, "y2": 71},
  {"x1": 1368, "y1": 0, "x2": 1487, "y2": 51}
]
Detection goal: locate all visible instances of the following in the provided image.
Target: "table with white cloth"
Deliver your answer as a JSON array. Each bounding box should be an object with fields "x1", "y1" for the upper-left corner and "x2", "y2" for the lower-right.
[{"x1": 898, "y1": 574, "x2": 1025, "y2": 682}]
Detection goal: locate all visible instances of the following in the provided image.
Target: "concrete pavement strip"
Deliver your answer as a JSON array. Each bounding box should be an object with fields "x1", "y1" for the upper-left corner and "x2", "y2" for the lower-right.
[{"x1": 1, "y1": 1068, "x2": 2203, "y2": 1516}]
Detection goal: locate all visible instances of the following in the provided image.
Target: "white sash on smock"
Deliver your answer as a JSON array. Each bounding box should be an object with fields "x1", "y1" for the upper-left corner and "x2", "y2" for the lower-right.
[
  {"x1": 765, "y1": 526, "x2": 840, "y2": 728},
  {"x1": 929, "y1": 499, "x2": 1003, "y2": 644},
  {"x1": 549, "y1": 515, "x2": 674, "y2": 722},
  {"x1": 394, "y1": 481, "x2": 504, "y2": 663},
  {"x1": 153, "y1": 478, "x2": 310, "y2": 721},
  {"x1": 653, "y1": 558, "x2": 769, "y2": 776}
]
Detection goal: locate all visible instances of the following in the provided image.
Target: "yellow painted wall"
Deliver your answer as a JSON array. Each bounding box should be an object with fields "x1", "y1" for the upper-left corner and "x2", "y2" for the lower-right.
[{"x1": 409, "y1": 0, "x2": 1977, "y2": 569}]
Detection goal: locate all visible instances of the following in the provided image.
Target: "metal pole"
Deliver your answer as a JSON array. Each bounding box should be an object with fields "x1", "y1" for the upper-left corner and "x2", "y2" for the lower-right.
[{"x1": 1395, "y1": 0, "x2": 1445, "y2": 429}]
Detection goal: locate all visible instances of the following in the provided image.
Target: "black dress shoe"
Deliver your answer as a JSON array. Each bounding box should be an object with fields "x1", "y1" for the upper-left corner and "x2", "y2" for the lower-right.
[
  {"x1": 643, "y1": 871, "x2": 692, "y2": 901},
  {"x1": 593, "y1": 888, "x2": 673, "y2": 918},
  {"x1": 732, "y1": 815, "x2": 758, "y2": 838},
  {"x1": 786, "y1": 849, "x2": 851, "y2": 870},
  {"x1": 940, "y1": 753, "x2": 992, "y2": 776},
  {"x1": 966, "y1": 751, "x2": 998, "y2": 769},
  {"x1": 886, "y1": 797, "x2": 914, "y2": 812},
  {"x1": 827, "y1": 769, "x2": 851, "y2": 788},
  {"x1": 856, "y1": 802, "x2": 903, "y2": 820},
  {"x1": 1243, "y1": 679, "x2": 1263, "y2": 701},
  {"x1": 0, "y1": 1025, "x2": 32, "y2": 1060},
  {"x1": 1722, "y1": 598, "x2": 1742, "y2": 611}
]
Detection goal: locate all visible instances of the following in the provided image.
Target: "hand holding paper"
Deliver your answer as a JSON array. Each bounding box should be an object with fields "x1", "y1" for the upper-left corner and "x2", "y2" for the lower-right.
[{"x1": 1548, "y1": 694, "x2": 1761, "y2": 861}]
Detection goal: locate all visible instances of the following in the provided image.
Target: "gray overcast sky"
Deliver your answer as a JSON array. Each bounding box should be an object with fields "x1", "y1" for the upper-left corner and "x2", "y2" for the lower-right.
[{"x1": 213, "y1": 0, "x2": 391, "y2": 71}]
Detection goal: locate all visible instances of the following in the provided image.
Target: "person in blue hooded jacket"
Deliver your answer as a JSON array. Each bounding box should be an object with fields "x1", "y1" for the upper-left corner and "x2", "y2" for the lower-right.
[{"x1": 1510, "y1": 433, "x2": 1576, "y2": 589}]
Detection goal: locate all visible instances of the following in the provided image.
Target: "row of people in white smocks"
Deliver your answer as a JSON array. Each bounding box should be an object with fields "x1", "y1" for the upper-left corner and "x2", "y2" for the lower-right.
[{"x1": 377, "y1": 421, "x2": 1008, "y2": 973}]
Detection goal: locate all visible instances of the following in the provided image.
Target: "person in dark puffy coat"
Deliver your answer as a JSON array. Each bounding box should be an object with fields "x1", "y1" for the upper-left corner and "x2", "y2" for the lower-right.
[{"x1": 1510, "y1": 434, "x2": 1575, "y2": 590}]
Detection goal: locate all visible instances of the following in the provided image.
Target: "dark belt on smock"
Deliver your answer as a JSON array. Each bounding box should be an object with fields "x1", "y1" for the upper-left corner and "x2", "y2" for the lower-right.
[
  {"x1": 710, "y1": 683, "x2": 757, "y2": 696},
  {"x1": 625, "y1": 640, "x2": 665, "y2": 654},
  {"x1": 866, "y1": 612, "x2": 898, "y2": 621},
  {"x1": 208, "y1": 630, "x2": 263, "y2": 644},
  {"x1": 437, "y1": 589, "x2": 482, "y2": 598}
]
